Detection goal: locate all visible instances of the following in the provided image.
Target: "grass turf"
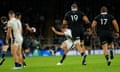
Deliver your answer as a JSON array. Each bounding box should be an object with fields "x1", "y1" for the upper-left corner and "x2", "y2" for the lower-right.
[{"x1": 0, "y1": 54, "x2": 120, "y2": 72}]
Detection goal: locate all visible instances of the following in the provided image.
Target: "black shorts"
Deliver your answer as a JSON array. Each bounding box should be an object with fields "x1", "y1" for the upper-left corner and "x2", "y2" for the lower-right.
[
  {"x1": 84, "y1": 41, "x2": 91, "y2": 46},
  {"x1": 84, "y1": 35, "x2": 91, "y2": 46},
  {"x1": 72, "y1": 28, "x2": 84, "y2": 40},
  {"x1": 22, "y1": 37, "x2": 32, "y2": 50},
  {"x1": 98, "y1": 31, "x2": 114, "y2": 45}
]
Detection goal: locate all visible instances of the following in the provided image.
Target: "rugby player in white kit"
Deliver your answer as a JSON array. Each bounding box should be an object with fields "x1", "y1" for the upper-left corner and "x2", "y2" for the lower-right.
[
  {"x1": 6, "y1": 10, "x2": 23, "y2": 69},
  {"x1": 51, "y1": 25, "x2": 80, "y2": 65}
]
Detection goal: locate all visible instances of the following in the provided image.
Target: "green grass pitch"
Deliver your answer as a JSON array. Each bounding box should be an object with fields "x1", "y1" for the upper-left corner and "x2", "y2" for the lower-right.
[{"x1": 0, "y1": 54, "x2": 120, "y2": 72}]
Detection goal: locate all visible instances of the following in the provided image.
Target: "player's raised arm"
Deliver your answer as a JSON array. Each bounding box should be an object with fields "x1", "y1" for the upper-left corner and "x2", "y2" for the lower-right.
[
  {"x1": 51, "y1": 26, "x2": 64, "y2": 36},
  {"x1": 91, "y1": 20, "x2": 97, "y2": 36},
  {"x1": 83, "y1": 15, "x2": 91, "y2": 28},
  {"x1": 25, "y1": 23, "x2": 32, "y2": 31}
]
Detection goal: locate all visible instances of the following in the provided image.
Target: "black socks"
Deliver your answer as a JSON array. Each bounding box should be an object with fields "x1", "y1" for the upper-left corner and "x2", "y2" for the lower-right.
[{"x1": 60, "y1": 54, "x2": 66, "y2": 63}]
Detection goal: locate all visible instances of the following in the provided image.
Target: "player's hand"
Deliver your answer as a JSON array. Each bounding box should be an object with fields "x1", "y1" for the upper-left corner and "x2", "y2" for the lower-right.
[
  {"x1": 51, "y1": 26, "x2": 56, "y2": 31},
  {"x1": 115, "y1": 32, "x2": 119, "y2": 39},
  {"x1": 92, "y1": 32, "x2": 97, "y2": 38}
]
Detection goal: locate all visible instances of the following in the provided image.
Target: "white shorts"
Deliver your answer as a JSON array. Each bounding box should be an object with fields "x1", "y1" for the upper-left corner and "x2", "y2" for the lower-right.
[
  {"x1": 63, "y1": 39, "x2": 81, "y2": 49},
  {"x1": 12, "y1": 36, "x2": 23, "y2": 45},
  {"x1": 64, "y1": 39, "x2": 73, "y2": 49}
]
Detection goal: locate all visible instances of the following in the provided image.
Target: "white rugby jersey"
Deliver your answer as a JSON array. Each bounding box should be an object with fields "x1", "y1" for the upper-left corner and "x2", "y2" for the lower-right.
[
  {"x1": 16, "y1": 19, "x2": 22, "y2": 34},
  {"x1": 7, "y1": 18, "x2": 22, "y2": 39}
]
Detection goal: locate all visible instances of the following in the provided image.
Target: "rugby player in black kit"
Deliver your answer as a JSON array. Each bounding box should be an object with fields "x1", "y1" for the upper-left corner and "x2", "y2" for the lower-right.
[
  {"x1": 92, "y1": 6, "x2": 119, "y2": 66},
  {"x1": 0, "y1": 16, "x2": 9, "y2": 65},
  {"x1": 62, "y1": 3, "x2": 90, "y2": 65}
]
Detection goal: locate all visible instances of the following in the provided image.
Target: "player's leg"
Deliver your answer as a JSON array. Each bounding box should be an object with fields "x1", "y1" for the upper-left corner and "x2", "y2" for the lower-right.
[
  {"x1": 17, "y1": 45, "x2": 23, "y2": 68},
  {"x1": 22, "y1": 50, "x2": 27, "y2": 67},
  {"x1": 102, "y1": 43, "x2": 111, "y2": 66},
  {"x1": 11, "y1": 44, "x2": 19, "y2": 66},
  {"x1": 105, "y1": 32, "x2": 114, "y2": 66},
  {"x1": 22, "y1": 42, "x2": 27, "y2": 67},
  {"x1": 108, "y1": 42, "x2": 114, "y2": 60},
  {"x1": 98, "y1": 32, "x2": 111, "y2": 66},
  {"x1": 57, "y1": 48, "x2": 69, "y2": 65},
  {"x1": 57, "y1": 40, "x2": 71, "y2": 65},
  {"x1": 11, "y1": 44, "x2": 21, "y2": 69},
  {"x1": 80, "y1": 30, "x2": 87, "y2": 65},
  {"x1": 107, "y1": 32, "x2": 114, "y2": 60},
  {"x1": 75, "y1": 39, "x2": 87, "y2": 65},
  {"x1": 0, "y1": 45, "x2": 9, "y2": 65},
  {"x1": 0, "y1": 39, "x2": 9, "y2": 65}
]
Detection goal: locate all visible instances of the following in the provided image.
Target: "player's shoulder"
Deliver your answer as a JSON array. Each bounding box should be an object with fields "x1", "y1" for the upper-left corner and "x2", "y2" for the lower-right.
[
  {"x1": 77, "y1": 10, "x2": 84, "y2": 13},
  {"x1": 7, "y1": 20, "x2": 12, "y2": 24},
  {"x1": 96, "y1": 14, "x2": 101, "y2": 17},
  {"x1": 65, "y1": 10, "x2": 72, "y2": 15},
  {"x1": 9, "y1": 18, "x2": 17, "y2": 22},
  {"x1": 7, "y1": 18, "x2": 17, "y2": 26},
  {"x1": 107, "y1": 14, "x2": 114, "y2": 17},
  {"x1": 94, "y1": 14, "x2": 101, "y2": 19},
  {"x1": 107, "y1": 13, "x2": 113, "y2": 16}
]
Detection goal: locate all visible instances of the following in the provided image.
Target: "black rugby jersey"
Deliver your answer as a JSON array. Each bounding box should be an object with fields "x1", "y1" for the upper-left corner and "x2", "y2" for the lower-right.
[
  {"x1": 64, "y1": 10, "x2": 86, "y2": 30},
  {"x1": 94, "y1": 13, "x2": 115, "y2": 32}
]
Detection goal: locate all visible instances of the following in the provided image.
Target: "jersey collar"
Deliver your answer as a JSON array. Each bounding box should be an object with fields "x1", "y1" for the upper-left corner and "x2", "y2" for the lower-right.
[
  {"x1": 10, "y1": 18, "x2": 16, "y2": 20},
  {"x1": 101, "y1": 12, "x2": 107, "y2": 15}
]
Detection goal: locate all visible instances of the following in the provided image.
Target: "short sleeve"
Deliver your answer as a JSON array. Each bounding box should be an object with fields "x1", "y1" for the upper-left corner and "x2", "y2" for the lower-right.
[
  {"x1": 93, "y1": 15, "x2": 99, "y2": 22},
  {"x1": 79, "y1": 11, "x2": 86, "y2": 17},
  {"x1": 110, "y1": 15, "x2": 115, "y2": 20},
  {"x1": 7, "y1": 21, "x2": 12, "y2": 27},
  {"x1": 64, "y1": 11, "x2": 70, "y2": 21},
  {"x1": 22, "y1": 23, "x2": 26, "y2": 30}
]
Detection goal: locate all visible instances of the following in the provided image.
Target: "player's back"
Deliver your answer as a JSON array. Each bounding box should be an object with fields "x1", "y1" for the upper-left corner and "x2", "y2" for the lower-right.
[
  {"x1": 7, "y1": 18, "x2": 22, "y2": 38},
  {"x1": 64, "y1": 10, "x2": 85, "y2": 30},
  {"x1": 94, "y1": 13, "x2": 115, "y2": 32}
]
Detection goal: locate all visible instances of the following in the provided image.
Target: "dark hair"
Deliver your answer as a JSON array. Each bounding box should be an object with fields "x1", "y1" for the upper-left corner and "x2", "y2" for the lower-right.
[
  {"x1": 71, "y1": 3, "x2": 78, "y2": 9},
  {"x1": 16, "y1": 12, "x2": 21, "y2": 17},
  {"x1": 8, "y1": 10, "x2": 15, "y2": 15},
  {"x1": 100, "y1": 6, "x2": 108, "y2": 12}
]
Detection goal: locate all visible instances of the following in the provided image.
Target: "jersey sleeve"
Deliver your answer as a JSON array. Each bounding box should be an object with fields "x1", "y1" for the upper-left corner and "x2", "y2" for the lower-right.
[
  {"x1": 93, "y1": 15, "x2": 99, "y2": 21},
  {"x1": 110, "y1": 15, "x2": 115, "y2": 20},
  {"x1": 64, "y1": 11, "x2": 70, "y2": 21},
  {"x1": 79, "y1": 11, "x2": 86, "y2": 17},
  {"x1": 7, "y1": 21, "x2": 13, "y2": 28},
  {"x1": 22, "y1": 23, "x2": 26, "y2": 30}
]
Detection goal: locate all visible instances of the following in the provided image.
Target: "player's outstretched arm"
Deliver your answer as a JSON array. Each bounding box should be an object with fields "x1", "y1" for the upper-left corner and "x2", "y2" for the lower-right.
[
  {"x1": 83, "y1": 16, "x2": 91, "y2": 28},
  {"x1": 51, "y1": 26, "x2": 64, "y2": 36},
  {"x1": 91, "y1": 20, "x2": 97, "y2": 36}
]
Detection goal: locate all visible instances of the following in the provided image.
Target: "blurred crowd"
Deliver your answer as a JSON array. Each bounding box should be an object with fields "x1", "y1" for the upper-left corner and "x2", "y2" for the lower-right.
[
  {"x1": 0, "y1": 16, "x2": 120, "y2": 57},
  {"x1": 8, "y1": 28, "x2": 120, "y2": 56}
]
